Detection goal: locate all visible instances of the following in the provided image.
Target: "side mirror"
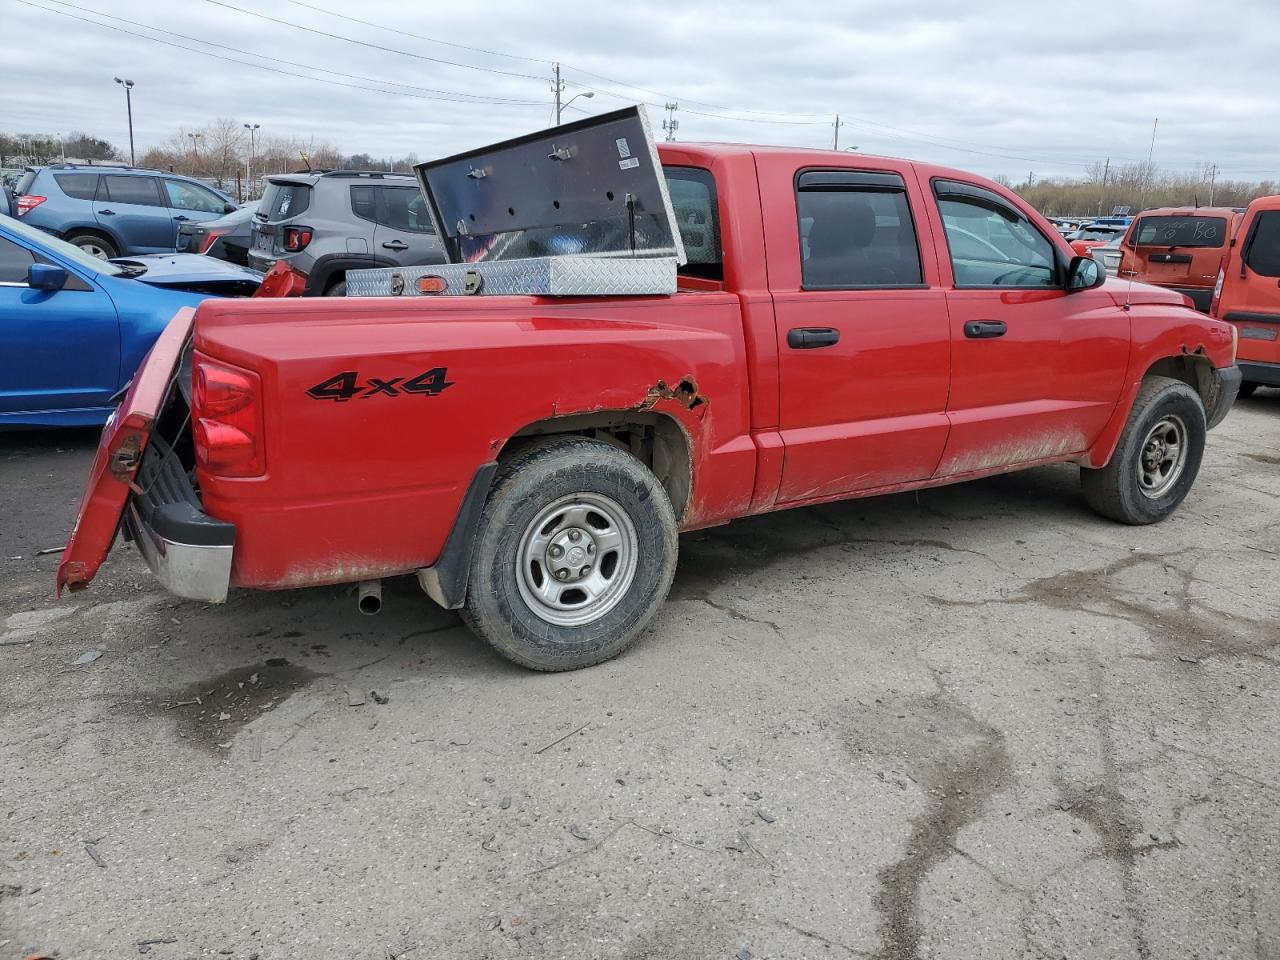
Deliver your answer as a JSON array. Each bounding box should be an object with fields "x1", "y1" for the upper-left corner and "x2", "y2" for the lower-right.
[
  {"x1": 28, "y1": 263, "x2": 68, "y2": 292},
  {"x1": 223, "y1": 202, "x2": 238, "y2": 214},
  {"x1": 1066, "y1": 255, "x2": 1103, "y2": 292}
]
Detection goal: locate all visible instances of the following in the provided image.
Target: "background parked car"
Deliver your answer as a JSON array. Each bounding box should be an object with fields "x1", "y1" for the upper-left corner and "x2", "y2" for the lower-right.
[
  {"x1": 247, "y1": 170, "x2": 444, "y2": 295},
  {"x1": 1116, "y1": 206, "x2": 1242, "y2": 312},
  {"x1": 1067, "y1": 223, "x2": 1127, "y2": 256},
  {"x1": 1210, "y1": 194, "x2": 1280, "y2": 396},
  {"x1": 0, "y1": 213, "x2": 260, "y2": 428},
  {"x1": 178, "y1": 201, "x2": 259, "y2": 266},
  {"x1": 1092, "y1": 233, "x2": 1126, "y2": 276},
  {"x1": 12, "y1": 164, "x2": 238, "y2": 260}
]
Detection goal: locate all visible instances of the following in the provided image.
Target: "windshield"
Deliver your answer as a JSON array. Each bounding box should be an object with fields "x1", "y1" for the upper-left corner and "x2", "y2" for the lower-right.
[
  {"x1": 1132, "y1": 215, "x2": 1227, "y2": 248},
  {"x1": 2, "y1": 214, "x2": 123, "y2": 276}
]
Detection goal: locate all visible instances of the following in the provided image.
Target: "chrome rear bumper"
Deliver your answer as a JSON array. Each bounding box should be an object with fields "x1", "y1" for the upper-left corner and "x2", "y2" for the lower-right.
[{"x1": 123, "y1": 434, "x2": 235, "y2": 603}]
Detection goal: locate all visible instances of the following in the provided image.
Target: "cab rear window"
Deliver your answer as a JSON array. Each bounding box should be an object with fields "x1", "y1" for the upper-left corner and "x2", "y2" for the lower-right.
[
  {"x1": 663, "y1": 166, "x2": 721, "y2": 280},
  {"x1": 259, "y1": 182, "x2": 312, "y2": 221},
  {"x1": 1132, "y1": 216, "x2": 1227, "y2": 248}
]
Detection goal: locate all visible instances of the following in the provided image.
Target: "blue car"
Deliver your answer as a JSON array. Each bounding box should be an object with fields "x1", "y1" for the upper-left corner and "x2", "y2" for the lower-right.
[
  {"x1": 0, "y1": 214, "x2": 261, "y2": 429},
  {"x1": 14, "y1": 164, "x2": 238, "y2": 260}
]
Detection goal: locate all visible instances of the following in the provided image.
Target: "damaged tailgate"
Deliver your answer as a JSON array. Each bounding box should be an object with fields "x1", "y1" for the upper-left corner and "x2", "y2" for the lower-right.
[{"x1": 56, "y1": 307, "x2": 196, "y2": 594}]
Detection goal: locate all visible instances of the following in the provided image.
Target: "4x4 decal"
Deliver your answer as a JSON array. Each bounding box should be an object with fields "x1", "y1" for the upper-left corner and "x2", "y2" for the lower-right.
[{"x1": 306, "y1": 368, "x2": 454, "y2": 402}]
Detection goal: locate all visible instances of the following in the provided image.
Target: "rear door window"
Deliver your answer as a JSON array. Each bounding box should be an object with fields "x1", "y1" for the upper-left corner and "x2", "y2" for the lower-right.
[
  {"x1": 102, "y1": 175, "x2": 164, "y2": 207},
  {"x1": 1245, "y1": 211, "x2": 1280, "y2": 277},
  {"x1": 53, "y1": 173, "x2": 100, "y2": 201},
  {"x1": 378, "y1": 187, "x2": 434, "y2": 234},
  {"x1": 259, "y1": 181, "x2": 312, "y2": 221},
  {"x1": 796, "y1": 171, "x2": 923, "y2": 288},
  {"x1": 1133, "y1": 216, "x2": 1227, "y2": 248}
]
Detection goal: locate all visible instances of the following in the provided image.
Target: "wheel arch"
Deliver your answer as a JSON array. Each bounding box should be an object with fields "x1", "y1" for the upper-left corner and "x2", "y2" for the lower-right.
[
  {"x1": 63, "y1": 224, "x2": 123, "y2": 254},
  {"x1": 418, "y1": 410, "x2": 693, "y2": 611},
  {"x1": 1086, "y1": 351, "x2": 1218, "y2": 469}
]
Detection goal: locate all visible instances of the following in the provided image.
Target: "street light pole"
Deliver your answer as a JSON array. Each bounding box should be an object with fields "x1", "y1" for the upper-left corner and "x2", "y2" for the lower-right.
[
  {"x1": 114, "y1": 77, "x2": 135, "y2": 165},
  {"x1": 243, "y1": 123, "x2": 260, "y2": 198},
  {"x1": 561, "y1": 90, "x2": 594, "y2": 120},
  {"x1": 187, "y1": 132, "x2": 203, "y2": 176}
]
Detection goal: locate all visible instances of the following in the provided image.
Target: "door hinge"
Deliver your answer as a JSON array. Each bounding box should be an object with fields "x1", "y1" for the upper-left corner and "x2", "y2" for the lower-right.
[{"x1": 109, "y1": 433, "x2": 145, "y2": 493}]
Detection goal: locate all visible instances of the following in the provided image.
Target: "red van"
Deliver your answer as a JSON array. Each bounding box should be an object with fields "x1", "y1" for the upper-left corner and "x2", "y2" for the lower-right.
[
  {"x1": 1212, "y1": 196, "x2": 1280, "y2": 395},
  {"x1": 1119, "y1": 207, "x2": 1243, "y2": 312}
]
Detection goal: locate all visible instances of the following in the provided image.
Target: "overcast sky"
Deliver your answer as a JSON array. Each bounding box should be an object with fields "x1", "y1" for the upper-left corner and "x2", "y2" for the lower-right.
[{"x1": 5, "y1": 0, "x2": 1278, "y2": 180}]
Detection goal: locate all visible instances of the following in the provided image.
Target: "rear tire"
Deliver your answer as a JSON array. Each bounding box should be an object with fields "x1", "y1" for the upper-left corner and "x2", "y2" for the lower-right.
[
  {"x1": 462, "y1": 437, "x2": 678, "y2": 671},
  {"x1": 325, "y1": 279, "x2": 347, "y2": 296},
  {"x1": 1081, "y1": 376, "x2": 1206, "y2": 525},
  {"x1": 1238, "y1": 381, "x2": 1259, "y2": 398},
  {"x1": 66, "y1": 233, "x2": 118, "y2": 260}
]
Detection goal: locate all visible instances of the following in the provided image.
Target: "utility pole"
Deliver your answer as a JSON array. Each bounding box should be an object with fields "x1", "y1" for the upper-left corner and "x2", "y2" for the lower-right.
[
  {"x1": 552, "y1": 62, "x2": 564, "y2": 125},
  {"x1": 114, "y1": 77, "x2": 135, "y2": 165},
  {"x1": 832, "y1": 114, "x2": 842, "y2": 150},
  {"x1": 662, "y1": 102, "x2": 679, "y2": 141},
  {"x1": 1208, "y1": 163, "x2": 1219, "y2": 206},
  {"x1": 1098, "y1": 157, "x2": 1110, "y2": 217},
  {"x1": 243, "y1": 123, "x2": 260, "y2": 199}
]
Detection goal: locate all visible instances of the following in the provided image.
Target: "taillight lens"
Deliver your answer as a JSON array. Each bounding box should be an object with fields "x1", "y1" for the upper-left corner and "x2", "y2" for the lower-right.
[
  {"x1": 192, "y1": 355, "x2": 265, "y2": 477},
  {"x1": 16, "y1": 195, "x2": 46, "y2": 216},
  {"x1": 197, "y1": 229, "x2": 227, "y2": 254},
  {"x1": 283, "y1": 226, "x2": 312, "y2": 251},
  {"x1": 1210, "y1": 261, "x2": 1225, "y2": 316}
]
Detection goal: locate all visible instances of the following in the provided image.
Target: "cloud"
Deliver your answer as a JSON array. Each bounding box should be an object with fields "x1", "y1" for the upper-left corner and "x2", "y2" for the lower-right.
[{"x1": 5, "y1": 0, "x2": 1277, "y2": 179}]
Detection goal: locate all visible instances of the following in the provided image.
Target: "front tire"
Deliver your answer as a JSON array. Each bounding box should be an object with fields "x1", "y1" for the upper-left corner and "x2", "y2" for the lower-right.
[
  {"x1": 462, "y1": 437, "x2": 678, "y2": 671},
  {"x1": 1081, "y1": 376, "x2": 1206, "y2": 524}
]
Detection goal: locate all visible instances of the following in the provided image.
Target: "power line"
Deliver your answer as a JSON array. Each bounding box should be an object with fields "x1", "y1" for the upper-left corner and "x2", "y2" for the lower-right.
[
  {"x1": 204, "y1": 0, "x2": 550, "y2": 82},
  {"x1": 16, "y1": 0, "x2": 546, "y2": 107}
]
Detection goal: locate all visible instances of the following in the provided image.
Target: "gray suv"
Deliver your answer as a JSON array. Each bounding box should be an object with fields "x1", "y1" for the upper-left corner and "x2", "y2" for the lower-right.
[{"x1": 248, "y1": 171, "x2": 443, "y2": 295}]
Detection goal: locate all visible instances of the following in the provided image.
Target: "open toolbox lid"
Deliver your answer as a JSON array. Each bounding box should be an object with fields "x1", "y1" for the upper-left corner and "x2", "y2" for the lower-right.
[{"x1": 416, "y1": 105, "x2": 686, "y2": 266}]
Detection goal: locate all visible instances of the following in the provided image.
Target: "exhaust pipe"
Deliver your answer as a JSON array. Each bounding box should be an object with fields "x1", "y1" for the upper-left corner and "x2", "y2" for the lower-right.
[{"x1": 357, "y1": 580, "x2": 382, "y2": 616}]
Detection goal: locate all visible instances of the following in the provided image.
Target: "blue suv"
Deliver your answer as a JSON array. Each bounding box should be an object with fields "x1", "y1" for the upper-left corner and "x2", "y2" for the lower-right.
[{"x1": 14, "y1": 164, "x2": 238, "y2": 260}]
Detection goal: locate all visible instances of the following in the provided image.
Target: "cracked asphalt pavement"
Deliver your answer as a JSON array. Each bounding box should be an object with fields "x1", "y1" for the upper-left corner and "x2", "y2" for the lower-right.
[{"x1": 2, "y1": 392, "x2": 1278, "y2": 959}]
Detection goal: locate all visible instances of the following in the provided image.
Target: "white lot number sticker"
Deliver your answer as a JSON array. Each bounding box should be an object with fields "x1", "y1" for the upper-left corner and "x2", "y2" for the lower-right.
[
  {"x1": 616, "y1": 137, "x2": 632, "y2": 159},
  {"x1": 619, "y1": 157, "x2": 640, "y2": 170}
]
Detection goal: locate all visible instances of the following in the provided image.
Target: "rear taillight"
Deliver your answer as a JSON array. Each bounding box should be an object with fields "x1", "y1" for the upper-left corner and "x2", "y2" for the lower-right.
[
  {"x1": 1210, "y1": 260, "x2": 1225, "y2": 316},
  {"x1": 197, "y1": 229, "x2": 227, "y2": 254},
  {"x1": 16, "y1": 195, "x2": 46, "y2": 216},
  {"x1": 282, "y1": 226, "x2": 312, "y2": 252},
  {"x1": 192, "y1": 355, "x2": 265, "y2": 477}
]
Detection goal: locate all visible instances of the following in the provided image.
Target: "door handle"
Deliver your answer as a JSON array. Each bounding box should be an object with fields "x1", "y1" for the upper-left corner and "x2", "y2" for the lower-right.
[
  {"x1": 98, "y1": 209, "x2": 115, "y2": 216},
  {"x1": 174, "y1": 215, "x2": 191, "y2": 222},
  {"x1": 963, "y1": 320, "x2": 1007, "y2": 339},
  {"x1": 381, "y1": 240, "x2": 409, "y2": 251},
  {"x1": 787, "y1": 327, "x2": 841, "y2": 349}
]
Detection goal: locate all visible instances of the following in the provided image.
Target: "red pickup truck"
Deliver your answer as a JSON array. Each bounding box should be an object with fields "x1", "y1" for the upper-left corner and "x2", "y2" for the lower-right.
[{"x1": 58, "y1": 109, "x2": 1241, "y2": 671}]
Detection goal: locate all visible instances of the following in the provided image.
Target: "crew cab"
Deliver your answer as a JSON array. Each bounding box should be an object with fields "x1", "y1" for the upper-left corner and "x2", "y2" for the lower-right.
[
  {"x1": 58, "y1": 108, "x2": 1241, "y2": 672},
  {"x1": 1211, "y1": 194, "x2": 1280, "y2": 395}
]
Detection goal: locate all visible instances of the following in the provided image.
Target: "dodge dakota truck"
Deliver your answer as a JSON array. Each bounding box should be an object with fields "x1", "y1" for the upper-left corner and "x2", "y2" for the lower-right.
[{"x1": 58, "y1": 107, "x2": 1241, "y2": 671}]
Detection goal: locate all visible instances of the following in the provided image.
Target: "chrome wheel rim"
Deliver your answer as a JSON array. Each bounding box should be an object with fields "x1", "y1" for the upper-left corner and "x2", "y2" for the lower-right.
[
  {"x1": 78, "y1": 241, "x2": 110, "y2": 259},
  {"x1": 1138, "y1": 414, "x2": 1188, "y2": 499},
  {"x1": 516, "y1": 493, "x2": 638, "y2": 627}
]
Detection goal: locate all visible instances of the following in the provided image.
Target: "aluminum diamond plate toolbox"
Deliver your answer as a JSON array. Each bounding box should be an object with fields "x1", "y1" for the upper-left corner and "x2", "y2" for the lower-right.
[{"x1": 345, "y1": 256, "x2": 677, "y2": 298}]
